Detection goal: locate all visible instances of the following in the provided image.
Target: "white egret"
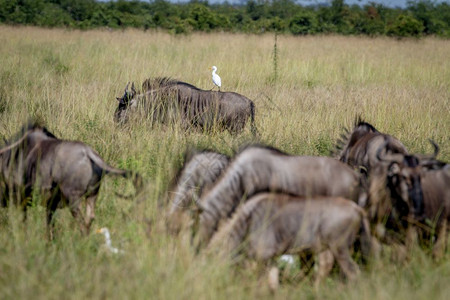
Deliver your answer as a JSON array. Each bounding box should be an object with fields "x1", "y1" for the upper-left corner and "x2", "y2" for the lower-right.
[
  {"x1": 97, "y1": 227, "x2": 124, "y2": 254},
  {"x1": 211, "y1": 66, "x2": 221, "y2": 91},
  {"x1": 279, "y1": 254, "x2": 295, "y2": 265}
]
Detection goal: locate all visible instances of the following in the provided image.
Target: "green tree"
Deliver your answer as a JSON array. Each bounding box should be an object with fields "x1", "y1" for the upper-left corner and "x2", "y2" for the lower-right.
[
  {"x1": 387, "y1": 14, "x2": 424, "y2": 37},
  {"x1": 289, "y1": 11, "x2": 318, "y2": 35}
]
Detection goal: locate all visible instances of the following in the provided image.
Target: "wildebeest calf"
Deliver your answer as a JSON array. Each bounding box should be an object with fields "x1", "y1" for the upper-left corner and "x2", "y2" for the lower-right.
[{"x1": 208, "y1": 193, "x2": 372, "y2": 289}]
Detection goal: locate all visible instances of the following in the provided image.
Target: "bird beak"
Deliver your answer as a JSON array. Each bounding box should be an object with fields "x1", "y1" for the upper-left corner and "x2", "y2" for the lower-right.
[{"x1": 96, "y1": 229, "x2": 102, "y2": 233}]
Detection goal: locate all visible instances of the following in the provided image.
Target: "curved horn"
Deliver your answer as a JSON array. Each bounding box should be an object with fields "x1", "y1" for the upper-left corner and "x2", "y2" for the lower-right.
[
  {"x1": 124, "y1": 82, "x2": 130, "y2": 93},
  {"x1": 0, "y1": 130, "x2": 31, "y2": 155},
  {"x1": 416, "y1": 139, "x2": 439, "y2": 163},
  {"x1": 376, "y1": 139, "x2": 390, "y2": 162},
  {"x1": 428, "y1": 139, "x2": 439, "y2": 158}
]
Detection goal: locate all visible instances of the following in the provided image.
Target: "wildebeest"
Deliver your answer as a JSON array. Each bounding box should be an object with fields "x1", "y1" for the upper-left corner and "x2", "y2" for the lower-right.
[
  {"x1": 115, "y1": 78, "x2": 257, "y2": 134},
  {"x1": 0, "y1": 122, "x2": 142, "y2": 238},
  {"x1": 208, "y1": 193, "x2": 373, "y2": 289},
  {"x1": 196, "y1": 145, "x2": 365, "y2": 247},
  {"x1": 417, "y1": 159, "x2": 450, "y2": 259},
  {"x1": 333, "y1": 120, "x2": 428, "y2": 222},
  {"x1": 168, "y1": 149, "x2": 229, "y2": 234}
]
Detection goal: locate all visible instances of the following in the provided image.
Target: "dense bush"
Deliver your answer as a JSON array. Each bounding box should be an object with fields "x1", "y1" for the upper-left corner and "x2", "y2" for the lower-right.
[
  {"x1": 0, "y1": 0, "x2": 449, "y2": 38},
  {"x1": 387, "y1": 14, "x2": 425, "y2": 37}
]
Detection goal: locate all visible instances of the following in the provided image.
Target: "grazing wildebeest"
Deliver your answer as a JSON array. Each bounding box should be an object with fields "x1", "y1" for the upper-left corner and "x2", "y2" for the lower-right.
[
  {"x1": 0, "y1": 122, "x2": 142, "y2": 238},
  {"x1": 208, "y1": 193, "x2": 373, "y2": 289},
  {"x1": 115, "y1": 78, "x2": 257, "y2": 134},
  {"x1": 196, "y1": 145, "x2": 365, "y2": 247},
  {"x1": 168, "y1": 149, "x2": 229, "y2": 234}
]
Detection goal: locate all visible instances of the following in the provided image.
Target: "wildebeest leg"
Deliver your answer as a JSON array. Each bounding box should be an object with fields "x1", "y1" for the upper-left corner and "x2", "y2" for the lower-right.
[
  {"x1": 299, "y1": 252, "x2": 314, "y2": 275},
  {"x1": 21, "y1": 195, "x2": 33, "y2": 222},
  {"x1": 69, "y1": 199, "x2": 88, "y2": 236},
  {"x1": 314, "y1": 250, "x2": 334, "y2": 290},
  {"x1": 333, "y1": 246, "x2": 360, "y2": 281},
  {"x1": 267, "y1": 265, "x2": 279, "y2": 292},
  {"x1": 84, "y1": 195, "x2": 97, "y2": 234},
  {"x1": 46, "y1": 195, "x2": 61, "y2": 240},
  {"x1": 405, "y1": 222, "x2": 418, "y2": 249},
  {"x1": 432, "y1": 219, "x2": 447, "y2": 260}
]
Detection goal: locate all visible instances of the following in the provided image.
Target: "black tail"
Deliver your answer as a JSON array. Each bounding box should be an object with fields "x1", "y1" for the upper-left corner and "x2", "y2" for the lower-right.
[
  {"x1": 88, "y1": 149, "x2": 143, "y2": 198},
  {"x1": 249, "y1": 101, "x2": 259, "y2": 137}
]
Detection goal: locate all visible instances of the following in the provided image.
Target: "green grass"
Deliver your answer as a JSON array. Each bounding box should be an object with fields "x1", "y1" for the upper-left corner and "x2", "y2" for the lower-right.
[{"x1": 0, "y1": 26, "x2": 449, "y2": 299}]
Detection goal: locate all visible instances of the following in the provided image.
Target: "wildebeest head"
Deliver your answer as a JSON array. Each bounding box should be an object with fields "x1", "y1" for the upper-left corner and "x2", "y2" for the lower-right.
[
  {"x1": 115, "y1": 82, "x2": 137, "y2": 122},
  {"x1": 376, "y1": 140, "x2": 424, "y2": 218}
]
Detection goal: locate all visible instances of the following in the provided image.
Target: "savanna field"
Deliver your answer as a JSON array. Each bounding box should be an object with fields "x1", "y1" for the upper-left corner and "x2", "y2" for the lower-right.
[{"x1": 0, "y1": 25, "x2": 449, "y2": 299}]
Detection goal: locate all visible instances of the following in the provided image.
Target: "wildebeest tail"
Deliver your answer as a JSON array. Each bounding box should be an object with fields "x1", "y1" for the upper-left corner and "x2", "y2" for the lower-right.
[
  {"x1": 249, "y1": 101, "x2": 259, "y2": 136},
  {"x1": 87, "y1": 148, "x2": 143, "y2": 195}
]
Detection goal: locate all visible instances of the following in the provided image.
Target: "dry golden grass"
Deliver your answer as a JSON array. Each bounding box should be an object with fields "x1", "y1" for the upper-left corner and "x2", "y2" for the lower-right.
[{"x1": 0, "y1": 26, "x2": 449, "y2": 299}]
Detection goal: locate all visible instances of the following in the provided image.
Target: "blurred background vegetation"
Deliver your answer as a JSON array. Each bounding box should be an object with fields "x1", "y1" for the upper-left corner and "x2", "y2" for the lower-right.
[{"x1": 0, "y1": 0, "x2": 449, "y2": 37}]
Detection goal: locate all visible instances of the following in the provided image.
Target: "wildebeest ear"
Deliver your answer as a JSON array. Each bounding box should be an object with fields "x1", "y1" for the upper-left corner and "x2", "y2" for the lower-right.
[{"x1": 116, "y1": 97, "x2": 121, "y2": 102}]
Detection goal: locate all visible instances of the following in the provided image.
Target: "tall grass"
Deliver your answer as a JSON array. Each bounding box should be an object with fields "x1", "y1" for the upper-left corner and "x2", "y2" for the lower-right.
[{"x1": 0, "y1": 26, "x2": 449, "y2": 299}]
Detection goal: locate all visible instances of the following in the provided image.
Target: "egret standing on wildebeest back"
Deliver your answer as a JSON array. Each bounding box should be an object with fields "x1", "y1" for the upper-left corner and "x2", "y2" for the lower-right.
[{"x1": 211, "y1": 66, "x2": 221, "y2": 91}]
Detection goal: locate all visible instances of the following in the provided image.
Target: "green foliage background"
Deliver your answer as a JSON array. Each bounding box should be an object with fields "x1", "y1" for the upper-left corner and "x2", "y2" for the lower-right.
[{"x1": 1, "y1": 0, "x2": 450, "y2": 37}]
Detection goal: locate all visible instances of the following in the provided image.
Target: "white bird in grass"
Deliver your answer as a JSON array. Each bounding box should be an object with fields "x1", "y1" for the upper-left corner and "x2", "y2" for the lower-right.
[
  {"x1": 97, "y1": 227, "x2": 124, "y2": 254},
  {"x1": 211, "y1": 66, "x2": 221, "y2": 91},
  {"x1": 279, "y1": 254, "x2": 295, "y2": 265}
]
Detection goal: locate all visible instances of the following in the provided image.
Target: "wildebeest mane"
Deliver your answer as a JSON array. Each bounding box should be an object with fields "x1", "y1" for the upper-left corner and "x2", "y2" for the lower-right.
[
  {"x1": 235, "y1": 143, "x2": 288, "y2": 157},
  {"x1": 143, "y1": 77, "x2": 201, "y2": 91},
  {"x1": 331, "y1": 117, "x2": 378, "y2": 158}
]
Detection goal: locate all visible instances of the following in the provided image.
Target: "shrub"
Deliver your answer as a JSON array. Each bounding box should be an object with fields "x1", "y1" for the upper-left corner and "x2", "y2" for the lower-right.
[
  {"x1": 387, "y1": 14, "x2": 424, "y2": 38},
  {"x1": 289, "y1": 11, "x2": 318, "y2": 35}
]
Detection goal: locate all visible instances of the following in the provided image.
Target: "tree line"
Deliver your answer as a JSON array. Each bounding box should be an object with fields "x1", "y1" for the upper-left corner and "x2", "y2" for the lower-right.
[{"x1": 0, "y1": 0, "x2": 449, "y2": 37}]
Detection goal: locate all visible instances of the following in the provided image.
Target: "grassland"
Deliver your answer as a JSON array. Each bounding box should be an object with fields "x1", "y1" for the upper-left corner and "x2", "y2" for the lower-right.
[{"x1": 0, "y1": 26, "x2": 449, "y2": 299}]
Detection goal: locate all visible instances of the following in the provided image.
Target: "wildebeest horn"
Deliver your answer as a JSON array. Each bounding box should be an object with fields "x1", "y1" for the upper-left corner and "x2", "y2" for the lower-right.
[
  {"x1": 376, "y1": 138, "x2": 403, "y2": 163},
  {"x1": 124, "y1": 82, "x2": 130, "y2": 93},
  {"x1": 0, "y1": 130, "x2": 31, "y2": 155},
  {"x1": 414, "y1": 139, "x2": 439, "y2": 163},
  {"x1": 430, "y1": 139, "x2": 439, "y2": 157}
]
